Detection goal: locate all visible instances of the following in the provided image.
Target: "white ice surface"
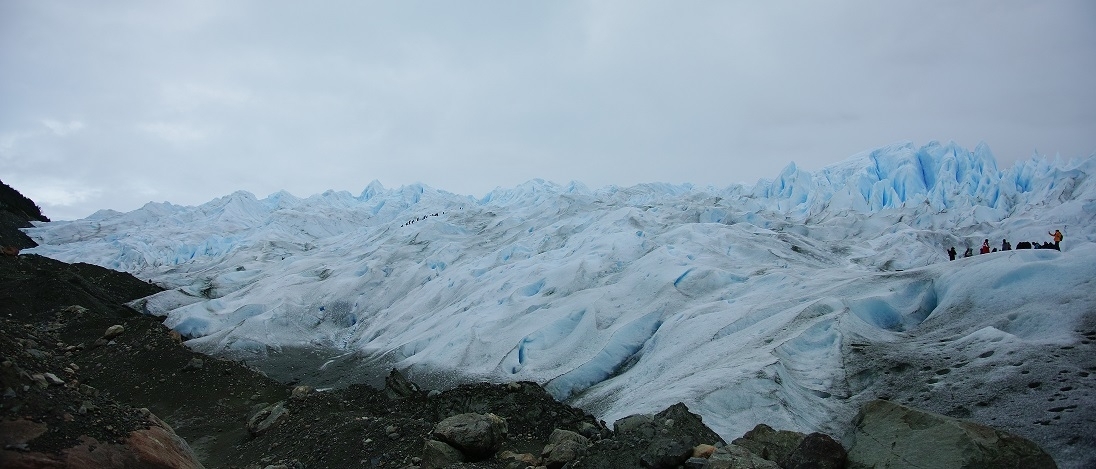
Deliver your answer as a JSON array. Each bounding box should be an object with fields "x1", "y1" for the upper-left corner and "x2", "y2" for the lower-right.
[{"x1": 24, "y1": 141, "x2": 1096, "y2": 467}]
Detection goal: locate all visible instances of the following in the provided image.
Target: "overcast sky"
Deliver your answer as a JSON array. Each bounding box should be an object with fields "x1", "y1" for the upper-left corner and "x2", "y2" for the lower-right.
[{"x1": 2, "y1": 1, "x2": 1094, "y2": 220}]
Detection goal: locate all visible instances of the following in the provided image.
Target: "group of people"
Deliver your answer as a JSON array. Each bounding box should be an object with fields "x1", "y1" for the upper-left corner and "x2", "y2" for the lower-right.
[
  {"x1": 946, "y1": 229, "x2": 1063, "y2": 260},
  {"x1": 400, "y1": 207, "x2": 465, "y2": 227},
  {"x1": 401, "y1": 212, "x2": 445, "y2": 227}
]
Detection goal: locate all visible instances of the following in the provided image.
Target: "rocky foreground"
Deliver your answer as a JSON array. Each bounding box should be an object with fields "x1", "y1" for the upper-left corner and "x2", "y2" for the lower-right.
[{"x1": 0, "y1": 181, "x2": 1062, "y2": 468}]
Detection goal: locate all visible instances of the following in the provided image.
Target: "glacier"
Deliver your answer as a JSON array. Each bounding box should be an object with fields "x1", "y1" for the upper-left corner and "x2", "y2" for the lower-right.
[{"x1": 23, "y1": 141, "x2": 1096, "y2": 468}]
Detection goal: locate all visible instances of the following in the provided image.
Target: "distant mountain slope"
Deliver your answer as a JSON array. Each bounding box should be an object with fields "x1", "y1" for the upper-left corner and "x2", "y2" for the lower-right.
[{"x1": 22, "y1": 141, "x2": 1096, "y2": 468}]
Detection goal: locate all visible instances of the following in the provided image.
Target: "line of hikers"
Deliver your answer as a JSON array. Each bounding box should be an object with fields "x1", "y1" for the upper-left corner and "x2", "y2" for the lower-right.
[
  {"x1": 947, "y1": 229, "x2": 1062, "y2": 260},
  {"x1": 401, "y1": 212, "x2": 445, "y2": 227}
]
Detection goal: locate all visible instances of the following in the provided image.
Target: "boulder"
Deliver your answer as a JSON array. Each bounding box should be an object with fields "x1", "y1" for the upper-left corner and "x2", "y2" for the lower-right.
[
  {"x1": 421, "y1": 439, "x2": 465, "y2": 469},
  {"x1": 575, "y1": 421, "x2": 604, "y2": 440},
  {"x1": 103, "y1": 324, "x2": 125, "y2": 339},
  {"x1": 432, "y1": 412, "x2": 508, "y2": 460},
  {"x1": 127, "y1": 408, "x2": 205, "y2": 468},
  {"x1": 685, "y1": 456, "x2": 711, "y2": 469},
  {"x1": 707, "y1": 444, "x2": 780, "y2": 469},
  {"x1": 692, "y1": 443, "x2": 717, "y2": 458},
  {"x1": 0, "y1": 418, "x2": 47, "y2": 449},
  {"x1": 498, "y1": 450, "x2": 540, "y2": 467},
  {"x1": 572, "y1": 402, "x2": 724, "y2": 469},
  {"x1": 248, "y1": 401, "x2": 288, "y2": 436},
  {"x1": 781, "y1": 432, "x2": 847, "y2": 469},
  {"x1": 731, "y1": 423, "x2": 805, "y2": 464},
  {"x1": 541, "y1": 429, "x2": 590, "y2": 468},
  {"x1": 384, "y1": 368, "x2": 420, "y2": 399},
  {"x1": 0, "y1": 409, "x2": 204, "y2": 469},
  {"x1": 847, "y1": 400, "x2": 1056, "y2": 469},
  {"x1": 614, "y1": 413, "x2": 656, "y2": 436}
]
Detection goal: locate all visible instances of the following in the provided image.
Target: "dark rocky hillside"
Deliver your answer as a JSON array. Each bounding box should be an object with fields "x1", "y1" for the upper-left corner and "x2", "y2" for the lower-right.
[{"x1": 0, "y1": 179, "x2": 48, "y2": 249}]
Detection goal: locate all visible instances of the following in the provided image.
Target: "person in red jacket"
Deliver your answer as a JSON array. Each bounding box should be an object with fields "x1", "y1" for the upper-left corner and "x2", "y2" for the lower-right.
[{"x1": 980, "y1": 239, "x2": 991, "y2": 254}]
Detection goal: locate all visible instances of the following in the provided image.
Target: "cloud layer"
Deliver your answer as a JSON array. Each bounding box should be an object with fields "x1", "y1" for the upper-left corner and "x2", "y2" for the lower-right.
[{"x1": 2, "y1": 0, "x2": 1094, "y2": 220}]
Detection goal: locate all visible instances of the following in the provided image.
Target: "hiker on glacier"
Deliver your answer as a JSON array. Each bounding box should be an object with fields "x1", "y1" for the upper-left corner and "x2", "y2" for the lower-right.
[{"x1": 1049, "y1": 229, "x2": 1063, "y2": 250}]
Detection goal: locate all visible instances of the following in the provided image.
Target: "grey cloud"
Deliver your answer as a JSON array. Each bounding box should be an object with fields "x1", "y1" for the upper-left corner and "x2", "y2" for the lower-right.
[{"x1": 1, "y1": 0, "x2": 1093, "y2": 220}]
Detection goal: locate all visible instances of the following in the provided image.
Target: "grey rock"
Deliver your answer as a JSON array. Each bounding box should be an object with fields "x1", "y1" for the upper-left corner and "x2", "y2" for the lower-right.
[
  {"x1": 421, "y1": 439, "x2": 465, "y2": 469},
  {"x1": 614, "y1": 413, "x2": 656, "y2": 436},
  {"x1": 385, "y1": 368, "x2": 420, "y2": 399},
  {"x1": 548, "y1": 428, "x2": 590, "y2": 446},
  {"x1": 573, "y1": 402, "x2": 724, "y2": 469},
  {"x1": 26, "y1": 348, "x2": 49, "y2": 359},
  {"x1": 498, "y1": 450, "x2": 541, "y2": 468},
  {"x1": 731, "y1": 423, "x2": 805, "y2": 464},
  {"x1": 541, "y1": 429, "x2": 590, "y2": 468},
  {"x1": 708, "y1": 444, "x2": 780, "y2": 469},
  {"x1": 248, "y1": 401, "x2": 289, "y2": 436},
  {"x1": 78, "y1": 400, "x2": 98, "y2": 414},
  {"x1": 62, "y1": 305, "x2": 88, "y2": 315},
  {"x1": 781, "y1": 432, "x2": 847, "y2": 469},
  {"x1": 847, "y1": 399, "x2": 1057, "y2": 469},
  {"x1": 182, "y1": 358, "x2": 204, "y2": 371},
  {"x1": 432, "y1": 412, "x2": 508, "y2": 460},
  {"x1": 575, "y1": 421, "x2": 602, "y2": 440},
  {"x1": 103, "y1": 324, "x2": 125, "y2": 339},
  {"x1": 684, "y1": 456, "x2": 711, "y2": 469}
]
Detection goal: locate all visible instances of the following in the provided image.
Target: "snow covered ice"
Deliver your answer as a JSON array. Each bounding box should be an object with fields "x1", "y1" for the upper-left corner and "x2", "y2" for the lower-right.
[{"x1": 24, "y1": 141, "x2": 1096, "y2": 468}]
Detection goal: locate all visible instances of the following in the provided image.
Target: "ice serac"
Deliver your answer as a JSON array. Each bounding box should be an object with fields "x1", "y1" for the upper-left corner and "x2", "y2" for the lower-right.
[
  {"x1": 21, "y1": 141, "x2": 1096, "y2": 468},
  {"x1": 359, "y1": 179, "x2": 385, "y2": 200},
  {"x1": 759, "y1": 161, "x2": 814, "y2": 214},
  {"x1": 756, "y1": 140, "x2": 1033, "y2": 223}
]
